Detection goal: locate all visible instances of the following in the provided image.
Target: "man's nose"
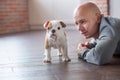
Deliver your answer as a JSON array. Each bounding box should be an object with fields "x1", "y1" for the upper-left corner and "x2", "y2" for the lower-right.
[{"x1": 78, "y1": 24, "x2": 84, "y2": 31}]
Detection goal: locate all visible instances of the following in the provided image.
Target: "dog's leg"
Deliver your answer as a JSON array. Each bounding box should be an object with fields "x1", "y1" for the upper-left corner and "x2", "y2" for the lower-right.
[
  {"x1": 62, "y1": 46, "x2": 71, "y2": 62},
  {"x1": 57, "y1": 47, "x2": 62, "y2": 57},
  {"x1": 44, "y1": 48, "x2": 51, "y2": 63}
]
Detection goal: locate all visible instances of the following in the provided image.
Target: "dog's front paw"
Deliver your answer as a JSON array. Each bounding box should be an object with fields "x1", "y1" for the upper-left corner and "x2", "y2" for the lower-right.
[
  {"x1": 57, "y1": 52, "x2": 62, "y2": 57},
  {"x1": 43, "y1": 58, "x2": 51, "y2": 63},
  {"x1": 63, "y1": 58, "x2": 71, "y2": 62}
]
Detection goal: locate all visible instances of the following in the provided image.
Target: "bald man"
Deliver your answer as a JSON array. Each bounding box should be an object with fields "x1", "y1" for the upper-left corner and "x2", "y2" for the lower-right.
[{"x1": 73, "y1": 2, "x2": 120, "y2": 65}]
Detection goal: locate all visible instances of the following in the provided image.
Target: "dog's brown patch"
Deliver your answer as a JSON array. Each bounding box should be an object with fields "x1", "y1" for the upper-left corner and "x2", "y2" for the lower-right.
[
  {"x1": 45, "y1": 21, "x2": 50, "y2": 27},
  {"x1": 44, "y1": 21, "x2": 52, "y2": 29},
  {"x1": 45, "y1": 36, "x2": 49, "y2": 49},
  {"x1": 60, "y1": 21, "x2": 66, "y2": 28}
]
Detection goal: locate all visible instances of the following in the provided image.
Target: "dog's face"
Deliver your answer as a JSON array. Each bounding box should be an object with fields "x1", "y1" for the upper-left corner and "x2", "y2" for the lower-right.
[{"x1": 44, "y1": 20, "x2": 66, "y2": 41}]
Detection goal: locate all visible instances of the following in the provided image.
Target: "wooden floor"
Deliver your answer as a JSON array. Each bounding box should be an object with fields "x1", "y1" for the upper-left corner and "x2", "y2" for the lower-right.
[{"x1": 0, "y1": 28, "x2": 120, "y2": 80}]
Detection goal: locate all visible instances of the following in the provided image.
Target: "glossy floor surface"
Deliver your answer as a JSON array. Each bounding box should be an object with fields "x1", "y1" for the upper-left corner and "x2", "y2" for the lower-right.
[{"x1": 0, "y1": 28, "x2": 120, "y2": 80}]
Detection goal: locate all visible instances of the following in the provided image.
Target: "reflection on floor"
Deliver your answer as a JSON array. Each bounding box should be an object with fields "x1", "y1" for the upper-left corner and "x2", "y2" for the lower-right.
[{"x1": 0, "y1": 28, "x2": 120, "y2": 80}]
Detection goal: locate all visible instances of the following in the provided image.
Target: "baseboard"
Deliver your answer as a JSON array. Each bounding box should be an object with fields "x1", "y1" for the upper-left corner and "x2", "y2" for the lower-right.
[
  {"x1": 29, "y1": 23, "x2": 76, "y2": 31},
  {"x1": 29, "y1": 19, "x2": 75, "y2": 30}
]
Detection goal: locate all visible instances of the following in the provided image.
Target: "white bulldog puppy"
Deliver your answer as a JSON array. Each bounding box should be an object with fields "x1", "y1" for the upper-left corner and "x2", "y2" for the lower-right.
[{"x1": 43, "y1": 20, "x2": 71, "y2": 63}]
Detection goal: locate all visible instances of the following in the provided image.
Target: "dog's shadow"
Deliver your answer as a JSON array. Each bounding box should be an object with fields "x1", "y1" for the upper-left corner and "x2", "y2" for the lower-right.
[
  {"x1": 58, "y1": 56, "x2": 70, "y2": 62},
  {"x1": 59, "y1": 56, "x2": 63, "y2": 62}
]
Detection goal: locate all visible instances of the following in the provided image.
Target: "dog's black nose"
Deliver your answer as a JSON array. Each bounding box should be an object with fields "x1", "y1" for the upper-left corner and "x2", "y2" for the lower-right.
[{"x1": 52, "y1": 29, "x2": 55, "y2": 33}]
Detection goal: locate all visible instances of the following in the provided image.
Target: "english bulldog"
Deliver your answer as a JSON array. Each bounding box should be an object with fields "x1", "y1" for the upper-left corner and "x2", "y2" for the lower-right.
[{"x1": 43, "y1": 20, "x2": 71, "y2": 63}]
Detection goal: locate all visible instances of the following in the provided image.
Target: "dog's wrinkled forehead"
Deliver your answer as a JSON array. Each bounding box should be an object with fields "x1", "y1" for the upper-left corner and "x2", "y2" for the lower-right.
[
  {"x1": 51, "y1": 21, "x2": 61, "y2": 27},
  {"x1": 44, "y1": 20, "x2": 66, "y2": 30}
]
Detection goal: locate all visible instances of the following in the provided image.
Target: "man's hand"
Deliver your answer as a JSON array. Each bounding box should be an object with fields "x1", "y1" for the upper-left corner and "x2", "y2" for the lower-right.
[
  {"x1": 77, "y1": 42, "x2": 90, "y2": 57},
  {"x1": 77, "y1": 42, "x2": 89, "y2": 50}
]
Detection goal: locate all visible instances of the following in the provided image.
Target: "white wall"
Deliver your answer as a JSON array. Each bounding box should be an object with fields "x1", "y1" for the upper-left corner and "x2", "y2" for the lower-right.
[
  {"x1": 29, "y1": 0, "x2": 120, "y2": 29},
  {"x1": 28, "y1": 0, "x2": 81, "y2": 26},
  {"x1": 110, "y1": 0, "x2": 120, "y2": 18}
]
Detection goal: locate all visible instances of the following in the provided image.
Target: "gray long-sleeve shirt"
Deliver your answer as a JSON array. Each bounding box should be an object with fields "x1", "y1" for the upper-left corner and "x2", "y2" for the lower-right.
[{"x1": 81, "y1": 15, "x2": 120, "y2": 65}]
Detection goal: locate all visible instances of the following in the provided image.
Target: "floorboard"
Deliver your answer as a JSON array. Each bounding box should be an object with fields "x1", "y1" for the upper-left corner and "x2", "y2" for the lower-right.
[{"x1": 0, "y1": 27, "x2": 120, "y2": 80}]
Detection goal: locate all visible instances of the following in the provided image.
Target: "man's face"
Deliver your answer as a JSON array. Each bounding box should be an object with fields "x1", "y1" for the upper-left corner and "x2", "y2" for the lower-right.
[{"x1": 73, "y1": 9, "x2": 100, "y2": 39}]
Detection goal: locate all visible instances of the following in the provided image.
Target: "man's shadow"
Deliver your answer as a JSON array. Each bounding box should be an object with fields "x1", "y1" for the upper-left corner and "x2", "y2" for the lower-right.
[{"x1": 109, "y1": 56, "x2": 120, "y2": 65}]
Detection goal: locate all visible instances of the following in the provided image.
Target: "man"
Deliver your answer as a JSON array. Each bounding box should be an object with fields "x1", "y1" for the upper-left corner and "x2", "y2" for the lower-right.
[{"x1": 73, "y1": 2, "x2": 120, "y2": 65}]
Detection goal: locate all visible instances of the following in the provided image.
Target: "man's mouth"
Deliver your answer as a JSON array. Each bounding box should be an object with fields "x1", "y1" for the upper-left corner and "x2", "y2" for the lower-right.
[
  {"x1": 81, "y1": 31, "x2": 87, "y2": 35},
  {"x1": 50, "y1": 34, "x2": 57, "y2": 41}
]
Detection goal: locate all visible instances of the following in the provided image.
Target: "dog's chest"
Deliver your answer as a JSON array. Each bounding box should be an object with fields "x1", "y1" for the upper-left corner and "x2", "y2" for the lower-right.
[{"x1": 49, "y1": 39, "x2": 62, "y2": 48}]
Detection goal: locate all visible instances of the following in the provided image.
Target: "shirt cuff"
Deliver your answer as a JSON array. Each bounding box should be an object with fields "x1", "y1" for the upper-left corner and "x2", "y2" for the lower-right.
[{"x1": 80, "y1": 49, "x2": 89, "y2": 59}]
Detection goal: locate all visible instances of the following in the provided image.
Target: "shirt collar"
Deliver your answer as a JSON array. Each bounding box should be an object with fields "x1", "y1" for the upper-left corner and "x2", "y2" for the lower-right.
[
  {"x1": 99, "y1": 15, "x2": 115, "y2": 37},
  {"x1": 99, "y1": 15, "x2": 107, "y2": 32}
]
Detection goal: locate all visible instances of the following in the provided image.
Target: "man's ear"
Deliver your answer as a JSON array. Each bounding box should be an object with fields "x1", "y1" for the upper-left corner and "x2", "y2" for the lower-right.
[
  {"x1": 96, "y1": 13, "x2": 101, "y2": 23},
  {"x1": 60, "y1": 21, "x2": 66, "y2": 28},
  {"x1": 43, "y1": 21, "x2": 51, "y2": 29}
]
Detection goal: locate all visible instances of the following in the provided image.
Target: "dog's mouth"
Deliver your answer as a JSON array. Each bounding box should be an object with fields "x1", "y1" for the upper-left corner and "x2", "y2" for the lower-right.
[{"x1": 50, "y1": 34, "x2": 57, "y2": 41}]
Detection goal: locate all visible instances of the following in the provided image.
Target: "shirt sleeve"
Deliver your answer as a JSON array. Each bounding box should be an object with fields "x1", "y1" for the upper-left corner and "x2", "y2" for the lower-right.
[
  {"x1": 81, "y1": 27, "x2": 118, "y2": 65},
  {"x1": 88, "y1": 38, "x2": 97, "y2": 49}
]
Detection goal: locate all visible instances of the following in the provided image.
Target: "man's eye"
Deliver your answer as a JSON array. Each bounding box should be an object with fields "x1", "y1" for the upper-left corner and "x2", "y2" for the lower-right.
[
  {"x1": 75, "y1": 22, "x2": 78, "y2": 25},
  {"x1": 75, "y1": 20, "x2": 86, "y2": 25},
  {"x1": 80, "y1": 20, "x2": 85, "y2": 24}
]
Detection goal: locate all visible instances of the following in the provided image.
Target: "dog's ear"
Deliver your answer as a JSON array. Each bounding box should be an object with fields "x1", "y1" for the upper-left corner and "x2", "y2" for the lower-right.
[
  {"x1": 43, "y1": 21, "x2": 52, "y2": 29},
  {"x1": 60, "y1": 21, "x2": 66, "y2": 28}
]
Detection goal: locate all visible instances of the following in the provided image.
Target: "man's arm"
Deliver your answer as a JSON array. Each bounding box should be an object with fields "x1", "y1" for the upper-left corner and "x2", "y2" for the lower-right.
[
  {"x1": 79, "y1": 25, "x2": 118, "y2": 65},
  {"x1": 82, "y1": 36, "x2": 118, "y2": 65}
]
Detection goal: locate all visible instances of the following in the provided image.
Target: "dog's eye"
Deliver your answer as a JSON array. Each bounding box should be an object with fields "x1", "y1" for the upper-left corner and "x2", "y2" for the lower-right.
[
  {"x1": 47, "y1": 26, "x2": 52, "y2": 30},
  {"x1": 58, "y1": 27, "x2": 60, "y2": 30},
  {"x1": 48, "y1": 27, "x2": 50, "y2": 30}
]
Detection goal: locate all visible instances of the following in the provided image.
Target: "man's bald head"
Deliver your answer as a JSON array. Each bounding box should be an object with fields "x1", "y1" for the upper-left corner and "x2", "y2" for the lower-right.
[
  {"x1": 73, "y1": 2, "x2": 102, "y2": 39},
  {"x1": 73, "y1": 2, "x2": 101, "y2": 19}
]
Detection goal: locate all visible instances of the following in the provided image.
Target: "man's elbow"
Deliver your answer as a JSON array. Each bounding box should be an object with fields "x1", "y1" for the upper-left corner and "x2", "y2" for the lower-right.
[{"x1": 87, "y1": 59, "x2": 109, "y2": 66}]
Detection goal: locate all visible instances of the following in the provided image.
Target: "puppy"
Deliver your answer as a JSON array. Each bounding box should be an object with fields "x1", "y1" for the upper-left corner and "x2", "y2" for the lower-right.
[{"x1": 43, "y1": 20, "x2": 71, "y2": 63}]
